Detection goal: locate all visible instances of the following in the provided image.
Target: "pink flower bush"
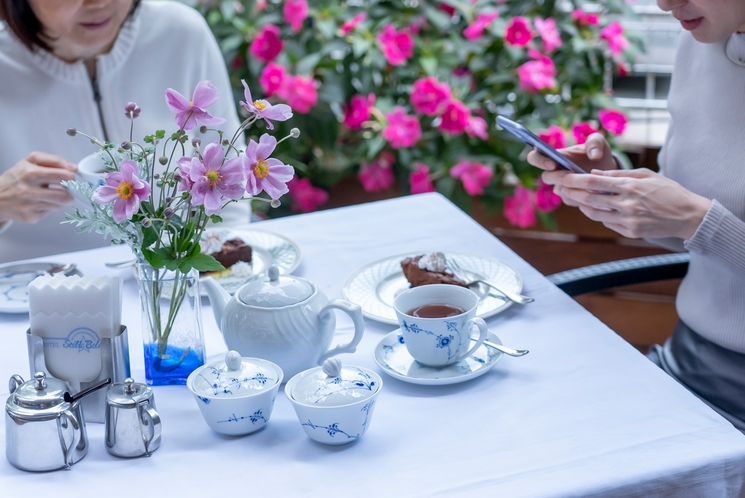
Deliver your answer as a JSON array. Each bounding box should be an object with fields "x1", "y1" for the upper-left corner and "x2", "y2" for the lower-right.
[
  {"x1": 284, "y1": 75, "x2": 318, "y2": 114},
  {"x1": 600, "y1": 21, "x2": 629, "y2": 55},
  {"x1": 504, "y1": 17, "x2": 533, "y2": 47},
  {"x1": 503, "y1": 185, "x2": 537, "y2": 228},
  {"x1": 598, "y1": 109, "x2": 628, "y2": 135},
  {"x1": 538, "y1": 125, "x2": 567, "y2": 149},
  {"x1": 571, "y1": 122, "x2": 599, "y2": 145},
  {"x1": 383, "y1": 107, "x2": 422, "y2": 148},
  {"x1": 341, "y1": 12, "x2": 366, "y2": 35},
  {"x1": 463, "y1": 11, "x2": 499, "y2": 40},
  {"x1": 165, "y1": 81, "x2": 226, "y2": 131},
  {"x1": 250, "y1": 25, "x2": 283, "y2": 62},
  {"x1": 535, "y1": 179, "x2": 561, "y2": 213},
  {"x1": 287, "y1": 177, "x2": 328, "y2": 212},
  {"x1": 410, "y1": 77, "x2": 451, "y2": 116},
  {"x1": 534, "y1": 17, "x2": 562, "y2": 53},
  {"x1": 439, "y1": 100, "x2": 471, "y2": 135},
  {"x1": 244, "y1": 134, "x2": 295, "y2": 200},
  {"x1": 572, "y1": 9, "x2": 599, "y2": 26},
  {"x1": 188, "y1": 143, "x2": 245, "y2": 216},
  {"x1": 517, "y1": 50, "x2": 556, "y2": 92},
  {"x1": 378, "y1": 25, "x2": 415, "y2": 66},
  {"x1": 259, "y1": 62, "x2": 287, "y2": 97},
  {"x1": 343, "y1": 93, "x2": 375, "y2": 129},
  {"x1": 283, "y1": 0, "x2": 308, "y2": 33},
  {"x1": 465, "y1": 116, "x2": 488, "y2": 140},
  {"x1": 359, "y1": 151, "x2": 395, "y2": 192},
  {"x1": 450, "y1": 160, "x2": 492, "y2": 196},
  {"x1": 239, "y1": 80, "x2": 293, "y2": 130},
  {"x1": 409, "y1": 163, "x2": 435, "y2": 194},
  {"x1": 92, "y1": 160, "x2": 151, "y2": 222}
]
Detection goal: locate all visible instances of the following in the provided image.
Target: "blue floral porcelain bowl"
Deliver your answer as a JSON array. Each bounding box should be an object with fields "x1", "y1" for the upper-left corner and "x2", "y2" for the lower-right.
[
  {"x1": 187, "y1": 351, "x2": 283, "y2": 436},
  {"x1": 285, "y1": 358, "x2": 382, "y2": 445}
]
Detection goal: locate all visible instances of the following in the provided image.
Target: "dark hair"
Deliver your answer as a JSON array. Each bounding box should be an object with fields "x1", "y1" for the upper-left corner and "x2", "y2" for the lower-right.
[{"x1": 0, "y1": 0, "x2": 141, "y2": 52}]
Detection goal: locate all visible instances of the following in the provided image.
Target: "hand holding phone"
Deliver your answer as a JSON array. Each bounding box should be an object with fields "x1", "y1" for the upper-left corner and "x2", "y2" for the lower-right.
[{"x1": 496, "y1": 115, "x2": 588, "y2": 174}]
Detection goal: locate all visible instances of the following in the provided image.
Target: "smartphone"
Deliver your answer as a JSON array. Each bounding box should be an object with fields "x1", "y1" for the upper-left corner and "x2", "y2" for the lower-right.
[{"x1": 496, "y1": 115, "x2": 586, "y2": 174}]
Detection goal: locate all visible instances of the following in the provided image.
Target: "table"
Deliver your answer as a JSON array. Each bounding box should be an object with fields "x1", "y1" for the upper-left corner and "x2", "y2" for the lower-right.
[{"x1": 2, "y1": 193, "x2": 745, "y2": 497}]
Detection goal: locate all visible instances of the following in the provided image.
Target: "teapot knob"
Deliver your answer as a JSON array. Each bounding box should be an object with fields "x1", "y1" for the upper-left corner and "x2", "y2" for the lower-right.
[
  {"x1": 124, "y1": 378, "x2": 135, "y2": 395},
  {"x1": 225, "y1": 351, "x2": 243, "y2": 371},
  {"x1": 268, "y1": 265, "x2": 280, "y2": 282},
  {"x1": 34, "y1": 372, "x2": 47, "y2": 391},
  {"x1": 322, "y1": 358, "x2": 342, "y2": 378}
]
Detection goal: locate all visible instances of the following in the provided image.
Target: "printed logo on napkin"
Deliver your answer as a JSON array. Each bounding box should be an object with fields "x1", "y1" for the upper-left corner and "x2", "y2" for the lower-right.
[{"x1": 42, "y1": 327, "x2": 101, "y2": 353}]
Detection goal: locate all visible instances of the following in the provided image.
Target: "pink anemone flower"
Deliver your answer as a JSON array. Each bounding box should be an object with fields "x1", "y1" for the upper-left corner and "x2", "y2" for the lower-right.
[
  {"x1": 244, "y1": 134, "x2": 295, "y2": 200},
  {"x1": 165, "y1": 81, "x2": 226, "y2": 131},
  {"x1": 92, "y1": 159, "x2": 151, "y2": 223},
  {"x1": 240, "y1": 80, "x2": 293, "y2": 131},
  {"x1": 189, "y1": 142, "x2": 246, "y2": 215}
]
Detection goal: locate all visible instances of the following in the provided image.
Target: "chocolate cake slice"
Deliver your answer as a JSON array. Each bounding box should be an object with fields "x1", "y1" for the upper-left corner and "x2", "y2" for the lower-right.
[
  {"x1": 401, "y1": 255, "x2": 467, "y2": 287},
  {"x1": 210, "y1": 238, "x2": 252, "y2": 268}
]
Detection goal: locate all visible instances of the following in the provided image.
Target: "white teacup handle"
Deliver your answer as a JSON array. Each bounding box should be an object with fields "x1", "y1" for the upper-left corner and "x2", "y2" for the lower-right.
[
  {"x1": 454, "y1": 317, "x2": 489, "y2": 362},
  {"x1": 317, "y1": 299, "x2": 365, "y2": 364}
]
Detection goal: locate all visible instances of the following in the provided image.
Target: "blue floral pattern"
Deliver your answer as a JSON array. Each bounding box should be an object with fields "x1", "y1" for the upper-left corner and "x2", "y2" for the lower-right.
[
  {"x1": 308, "y1": 367, "x2": 377, "y2": 404},
  {"x1": 217, "y1": 409, "x2": 267, "y2": 425},
  {"x1": 301, "y1": 400, "x2": 376, "y2": 441},
  {"x1": 401, "y1": 319, "x2": 458, "y2": 362},
  {"x1": 197, "y1": 365, "x2": 274, "y2": 396}
]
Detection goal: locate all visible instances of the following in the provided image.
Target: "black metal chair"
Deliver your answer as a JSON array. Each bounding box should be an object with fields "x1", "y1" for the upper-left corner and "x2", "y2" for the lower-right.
[{"x1": 546, "y1": 253, "x2": 690, "y2": 297}]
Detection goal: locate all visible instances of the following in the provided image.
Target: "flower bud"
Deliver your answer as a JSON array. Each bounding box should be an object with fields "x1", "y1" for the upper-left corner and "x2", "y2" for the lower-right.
[
  {"x1": 182, "y1": 192, "x2": 190, "y2": 199},
  {"x1": 290, "y1": 128, "x2": 301, "y2": 138},
  {"x1": 164, "y1": 207, "x2": 174, "y2": 218},
  {"x1": 158, "y1": 156, "x2": 168, "y2": 165},
  {"x1": 124, "y1": 102, "x2": 141, "y2": 118},
  {"x1": 199, "y1": 126, "x2": 208, "y2": 134},
  {"x1": 142, "y1": 218, "x2": 152, "y2": 228},
  {"x1": 173, "y1": 173, "x2": 182, "y2": 182},
  {"x1": 153, "y1": 173, "x2": 160, "y2": 180},
  {"x1": 120, "y1": 141, "x2": 131, "y2": 150},
  {"x1": 270, "y1": 199, "x2": 281, "y2": 208},
  {"x1": 165, "y1": 196, "x2": 172, "y2": 204},
  {"x1": 222, "y1": 139, "x2": 230, "y2": 146},
  {"x1": 66, "y1": 128, "x2": 77, "y2": 137},
  {"x1": 191, "y1": 137, "x2": 201, "y2": 147}
]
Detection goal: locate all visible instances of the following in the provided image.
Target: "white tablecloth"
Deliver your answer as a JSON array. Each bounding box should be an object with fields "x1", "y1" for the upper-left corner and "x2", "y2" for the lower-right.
[{"x1": 2, "y1": 193, "x2": 744, "y2": 497}]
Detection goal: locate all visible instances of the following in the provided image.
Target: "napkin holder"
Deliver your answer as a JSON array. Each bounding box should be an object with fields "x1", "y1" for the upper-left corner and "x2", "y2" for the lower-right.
[{"x1": 26, "y1": 326, "x2": 130, "y2": 424}]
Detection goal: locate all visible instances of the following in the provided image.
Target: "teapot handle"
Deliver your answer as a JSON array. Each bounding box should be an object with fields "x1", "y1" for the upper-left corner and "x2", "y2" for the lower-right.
[
  {"x1": 138, "y1": 401, "x2": 162, "y2": 457},
  {"x1": 57, "y1": 409, "x2": 81, "y2": 468},
  {"x1": 317, "y1": 299, "x2": 365, "y2": 364}
]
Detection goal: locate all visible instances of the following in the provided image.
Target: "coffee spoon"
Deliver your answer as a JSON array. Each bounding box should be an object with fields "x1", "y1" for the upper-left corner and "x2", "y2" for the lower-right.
[{"x1": 482, "y1": 340, "x2": 529, "y2": 357}]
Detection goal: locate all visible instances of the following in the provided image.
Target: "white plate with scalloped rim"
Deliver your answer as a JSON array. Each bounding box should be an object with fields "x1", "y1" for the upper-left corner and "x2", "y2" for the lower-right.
[
  {"x1": 343, "y1": 251, "x2": 523, "y2": 325},
  {"x1": 373, "y1": 329, "x2": 503, "y2": 385},
  {"x1": 0, "y1": 262, "x2": 73, "y2": 314}
]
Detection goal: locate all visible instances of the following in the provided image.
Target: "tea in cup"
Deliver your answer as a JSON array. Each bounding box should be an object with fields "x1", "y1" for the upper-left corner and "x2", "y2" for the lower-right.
[{"x1": 393, "y1": 284, "x2": 488, "y2": 367}]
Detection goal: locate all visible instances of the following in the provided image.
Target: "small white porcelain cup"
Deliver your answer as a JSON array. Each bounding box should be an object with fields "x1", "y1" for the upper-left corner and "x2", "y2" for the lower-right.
[{"x1": 393, "y1": 285, "x2": 488, "y2": 367}]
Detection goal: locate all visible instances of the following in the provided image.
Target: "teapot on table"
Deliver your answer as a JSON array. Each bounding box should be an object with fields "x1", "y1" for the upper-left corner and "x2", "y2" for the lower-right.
[{"x1": 202, "y1": 266, "x2": 365, "y2": 379}]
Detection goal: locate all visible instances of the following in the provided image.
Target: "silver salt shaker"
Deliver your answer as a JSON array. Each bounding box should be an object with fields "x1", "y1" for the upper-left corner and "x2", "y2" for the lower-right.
[{"x1": 105, "y1": 378, "x2": 161, "y2": 458}]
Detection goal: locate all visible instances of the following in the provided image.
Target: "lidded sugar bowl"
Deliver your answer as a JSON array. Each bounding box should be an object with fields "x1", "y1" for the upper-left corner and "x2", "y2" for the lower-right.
[
  {"x1": 285, "y1": 358, "x2": 382, "y2": 445},
  {"x1": 5, "y1": 372, "x2": 88, "y2": 471}
]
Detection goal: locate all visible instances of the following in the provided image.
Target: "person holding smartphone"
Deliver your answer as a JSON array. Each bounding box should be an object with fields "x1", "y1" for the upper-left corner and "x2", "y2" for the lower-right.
[{"x1": 527, "y1": 0, "x2": 745, "y2": 432}]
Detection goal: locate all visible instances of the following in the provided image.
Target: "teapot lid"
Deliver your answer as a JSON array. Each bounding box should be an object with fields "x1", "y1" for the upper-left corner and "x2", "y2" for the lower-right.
[
  {"x1": 289, "y1": 358, "x2": 381, "y2": 407},
  {"x1": 236, "y1": 265, "x2": 313, "y2": 308},
  {"x1": 6, "y1": 372, "x2": 72, "y2": 419},
  {"x1": 106, "y1": 378, "x2": 153, "y2": 408},
  {"x1": 188, "y1": 351, "x2": 283, "y2": 399}
]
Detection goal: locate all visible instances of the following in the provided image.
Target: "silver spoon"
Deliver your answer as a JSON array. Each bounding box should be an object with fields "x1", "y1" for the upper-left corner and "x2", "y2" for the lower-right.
[
  {"x1": 48, "y1": 263, "x2": 77, "y2": 276},
  {"x1": 448, "y1": 258, "x2": 534, "y2": 305},
  {"x1": 483, "y1": 340, "x2": 529, "y2": 357},
  {"x1": 104, "y1": 259, "x2": 136, "y2": 269}
]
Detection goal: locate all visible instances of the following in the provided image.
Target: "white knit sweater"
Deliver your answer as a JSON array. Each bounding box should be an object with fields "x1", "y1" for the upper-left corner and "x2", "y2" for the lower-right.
[
  {"x1": 652, "y1": 31, "x2": 745, "y2": 353},
  {"x1": 0, "y1": 1, "x2": 247, "y2": 263}
]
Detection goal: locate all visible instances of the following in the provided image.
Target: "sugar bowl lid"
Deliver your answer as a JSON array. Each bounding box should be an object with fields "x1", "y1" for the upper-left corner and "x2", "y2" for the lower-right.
[
  {"x1": 289, "y1": 358, "x2": 382, "y2": 407},
  {"x1": 236, "y1": 265, "x2": 313, "y2": 308},
  {"x1": 6, "y1": 372, "x2": 71, "y2": 420},
  {"x1": 107, "y1": 378, "x2": 153, "y2": 408},
  {"x1": 188, "y1": 351, "x2": 283, "y2": 399}
]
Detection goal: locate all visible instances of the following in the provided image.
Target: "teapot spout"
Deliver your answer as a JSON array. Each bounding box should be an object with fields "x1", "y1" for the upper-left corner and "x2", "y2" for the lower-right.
[{"x1": 201, "y1": 277, "x2": 231, "y2": 331}]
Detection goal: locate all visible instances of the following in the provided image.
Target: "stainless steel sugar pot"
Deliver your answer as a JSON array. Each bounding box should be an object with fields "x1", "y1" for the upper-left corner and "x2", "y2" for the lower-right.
[
  {"x1": 105, "y1": 378, "x2": 161, "y2": 457},
  {"x1": 5, "y1": 372, "x2": 88, "y2": 471}
]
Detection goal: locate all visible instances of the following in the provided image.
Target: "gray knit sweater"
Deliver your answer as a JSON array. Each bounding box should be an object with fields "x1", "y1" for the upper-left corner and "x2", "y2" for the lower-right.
[{"x1": 651, "y1": 31, "x2": 745, "y2": 353}]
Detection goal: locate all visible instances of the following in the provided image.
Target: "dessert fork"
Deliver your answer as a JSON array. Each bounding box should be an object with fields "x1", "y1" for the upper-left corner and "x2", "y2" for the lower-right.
[{"x1": 447, "y1": 258, "x2": 534, "y2": 305}]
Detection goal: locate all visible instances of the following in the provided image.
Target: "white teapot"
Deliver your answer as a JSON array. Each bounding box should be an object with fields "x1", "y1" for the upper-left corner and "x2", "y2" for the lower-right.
[{"x1": 202, "y1": 266, "x2": 365, "y2": 379}]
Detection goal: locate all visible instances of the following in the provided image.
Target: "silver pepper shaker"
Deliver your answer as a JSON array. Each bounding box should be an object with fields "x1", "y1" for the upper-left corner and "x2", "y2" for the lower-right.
[{"x1": 105, "y1": 378, "x2": 161, "y2": 458}]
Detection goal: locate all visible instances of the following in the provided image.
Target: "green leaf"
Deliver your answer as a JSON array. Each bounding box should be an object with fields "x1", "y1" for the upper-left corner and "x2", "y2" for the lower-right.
[
  {"x1": 209, "y1": 215, "x2": 223, "y2": 224},
  {"x1": 366, "y1": 135, "x2": 386, "y2": 161},
  {"x1": 536, "y1": 211, "x2": 558, "y2": 232},
  {"x1": 296, "y1": 52, "x2": 323, "y2": 75},
  {"x1": 141, "y1": 248, "x2": 167, "y2": 269},
  {"x1": 424, "y1": 6, "x2": 451, "y2": 31},
  {"x1": 184, "y1": 253, "x2": 225, "y2": 273},
  {"x1": 142, "y1": 225, "x2": 158, "y2": 248},
  {"x1": 155, "y1": 130, "x2": 166, "y2": 139},
  {"x1": 420, "y1": 56, "x2": 438, "y2": 76},
  {"x1": 352, "y1": 38, "x2": 372, "y2": 58}
]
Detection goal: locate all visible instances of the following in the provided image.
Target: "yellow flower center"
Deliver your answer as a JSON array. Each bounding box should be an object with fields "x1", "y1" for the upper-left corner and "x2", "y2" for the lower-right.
[
  {"x1": 189, "y1": 100, "x2": 193, "y2": 106},
  {"x1": 116, "y1": 181, "x2": 134, "y2": 200},
  {"x1": 253, "y1": 100, "x2": 267, "y2": 111},
  {"x1": 254, "y1": 159, "x2": 270, "y2": 179},
  {"x1": 206, "y1": 170, "x2": 222, "y2": 186}
]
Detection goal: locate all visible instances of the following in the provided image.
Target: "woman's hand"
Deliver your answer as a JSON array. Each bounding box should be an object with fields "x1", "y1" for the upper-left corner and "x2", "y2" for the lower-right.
[
  {"x1": 553, "y1": 168, "x2": 711, "y2": 240},
  {"x1": 527, "y1": 133, "x2": 617, "y2": 173},
  {"x1": 0, "y1": 152, "x2": 77, "y2": 224}
]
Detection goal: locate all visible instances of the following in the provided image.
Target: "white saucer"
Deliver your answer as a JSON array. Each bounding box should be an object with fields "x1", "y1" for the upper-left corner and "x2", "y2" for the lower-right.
[
  {"x1": 373, "y1": 329, "x2": 503, "y2": 385},
  {"x1": 0, "y1": 262, "x2": 68, "y2": 314}
]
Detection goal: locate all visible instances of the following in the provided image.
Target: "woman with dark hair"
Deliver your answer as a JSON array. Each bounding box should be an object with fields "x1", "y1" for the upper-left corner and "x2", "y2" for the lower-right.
[{"x1": 0, "y1": 0, "x2": 246, "y2": 262}]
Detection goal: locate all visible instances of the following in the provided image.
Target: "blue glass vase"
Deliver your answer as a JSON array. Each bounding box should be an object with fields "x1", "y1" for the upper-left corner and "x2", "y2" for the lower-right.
[{"x1": 136, "y1": 262, "x2": 205, "y2": 385}]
